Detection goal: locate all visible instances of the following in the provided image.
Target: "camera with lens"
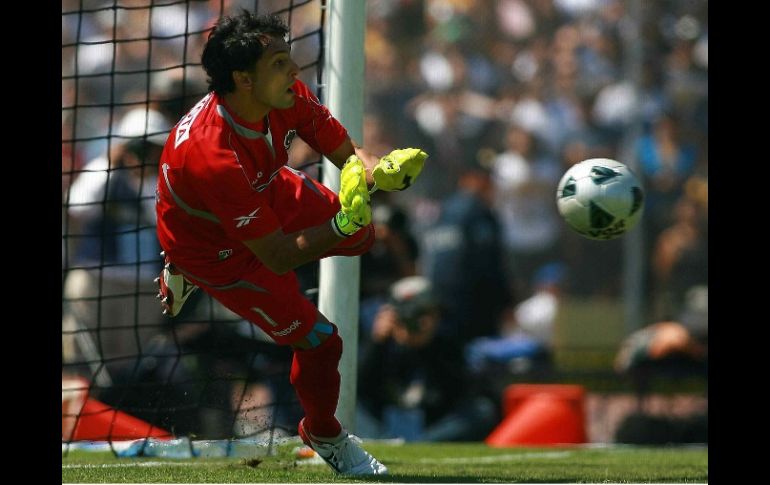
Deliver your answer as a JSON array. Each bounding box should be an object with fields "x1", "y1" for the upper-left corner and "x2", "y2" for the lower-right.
[{"x1": 389, "y1": 276, "x2": 436, "y2": 334}]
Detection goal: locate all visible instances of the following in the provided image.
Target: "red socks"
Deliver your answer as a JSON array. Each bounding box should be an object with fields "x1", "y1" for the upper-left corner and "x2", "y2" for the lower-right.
[{"x1": 290, "y1": 328, "x2": 343, "y2": 438}]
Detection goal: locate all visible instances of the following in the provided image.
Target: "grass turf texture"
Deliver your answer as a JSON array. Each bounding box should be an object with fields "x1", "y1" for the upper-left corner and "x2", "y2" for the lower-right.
[{"x1": 62, "y1": 442, "x2": 707, "y2": 483}]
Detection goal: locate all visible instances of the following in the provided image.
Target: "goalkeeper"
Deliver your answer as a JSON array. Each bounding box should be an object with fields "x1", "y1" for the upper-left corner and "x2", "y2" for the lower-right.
[{"x1": 154, "y1": 11, "x2": 426, "y2": 476}]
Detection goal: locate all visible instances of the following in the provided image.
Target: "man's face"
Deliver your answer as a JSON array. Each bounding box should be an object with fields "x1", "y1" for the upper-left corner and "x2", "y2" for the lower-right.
[{"x1": 248, "y1": 35, "x2": 299, "y2": 111}]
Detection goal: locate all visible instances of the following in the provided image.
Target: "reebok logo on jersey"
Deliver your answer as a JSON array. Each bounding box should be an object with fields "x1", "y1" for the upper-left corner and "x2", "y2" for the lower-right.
[
  {"x1": 272, "y1": 320, "x2": 302, "y2": 337},
  {"x1": 234, "y1": 208, "x2": 261, "y2": 228}
]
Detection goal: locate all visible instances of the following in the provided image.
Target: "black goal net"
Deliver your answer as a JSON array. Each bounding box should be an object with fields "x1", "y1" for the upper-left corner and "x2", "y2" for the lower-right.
[{"x1": 62, "y1": 0, "x2": 326, "y2": 452}]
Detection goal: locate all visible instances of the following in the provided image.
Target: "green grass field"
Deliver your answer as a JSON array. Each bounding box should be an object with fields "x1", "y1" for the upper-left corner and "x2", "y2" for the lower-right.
[{"x1": 62, "y1": 441, "x2": 707, "y2": 483}]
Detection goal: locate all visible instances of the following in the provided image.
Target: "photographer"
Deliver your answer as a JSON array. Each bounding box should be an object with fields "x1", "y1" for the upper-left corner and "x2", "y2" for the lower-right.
[{"x1": 357, "y1": 276, "x2": 498, "y2": 441}]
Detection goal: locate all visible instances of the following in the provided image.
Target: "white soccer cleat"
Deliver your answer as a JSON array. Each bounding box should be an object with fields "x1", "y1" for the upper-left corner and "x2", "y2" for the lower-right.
[
  {"x1": 298, "y1": 419, "x2": 388, "y2": 475},
  {"x1": 155, "y1": 262, "x2": 198, "y2": 317}
]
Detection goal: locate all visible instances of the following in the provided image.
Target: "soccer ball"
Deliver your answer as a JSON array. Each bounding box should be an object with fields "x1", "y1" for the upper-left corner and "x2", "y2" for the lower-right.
[{"x1": 556, "y1": 158, "x2": 644, "y2": 240}]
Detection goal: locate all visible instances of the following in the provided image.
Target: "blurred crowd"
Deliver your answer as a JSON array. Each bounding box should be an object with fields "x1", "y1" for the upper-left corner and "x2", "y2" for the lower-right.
[
  {"x1": 355, "y1": 0, "x2": 707, "y2": 441},
  {"x1": 62, "y1": 0, "x2": 707, "y2": 442},
  {"x1": 360, "y1": 0, "x2": 707, "y2": 307}
]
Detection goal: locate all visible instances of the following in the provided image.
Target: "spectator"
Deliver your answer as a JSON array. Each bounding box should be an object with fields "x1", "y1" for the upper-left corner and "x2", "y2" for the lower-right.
[
  {"x1": 465, "y1": 261, "x2": 565, "y2": 376},
  {"x1": 67, "y1": 108, "x2": 169, "y2": 272},
  {"x1": 491, "y1": 123, "x2": 562, "y2": 297},
  {"x1": 614, "y1": 319, "x2": 707, "y2": 376},
  {"x1": 637, "y1": 111, "x2": 698, "y2": 242},
  {"x1": 615, "y1": 284, "x2": 707, "y2": 386},
  {"x1": 63, "y1": 107, "x2": 171, "y2": 368},
  {"x1": 360, "y1": 203, "x2": 420, "y2": 332},
  {"x1": 651, "y1": 190, "x2": 707, "y2": 319},
  {"x1": 421, "y1": 157, "x2": 511, "y2": 342},
  {"x1": 357, "y1": 276, "x2": 499, "y2": 442}
]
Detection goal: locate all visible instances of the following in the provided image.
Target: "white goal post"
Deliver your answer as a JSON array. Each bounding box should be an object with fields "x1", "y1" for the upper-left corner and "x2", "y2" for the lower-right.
[{"x1": 319, "y1": 0, "x2": 367, "y2": 433}]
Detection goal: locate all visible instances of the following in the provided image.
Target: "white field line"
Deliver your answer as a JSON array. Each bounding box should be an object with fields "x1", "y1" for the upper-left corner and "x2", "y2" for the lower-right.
[
  {"x1": 62, "y1": 461, "x2": 213, "y2": 469},
  {"x1": 62, "y1": 450, "x2": 574, "y2": 469},
  {"x1": 415, "y1": 450, "x2": 573, "y2": 464}
]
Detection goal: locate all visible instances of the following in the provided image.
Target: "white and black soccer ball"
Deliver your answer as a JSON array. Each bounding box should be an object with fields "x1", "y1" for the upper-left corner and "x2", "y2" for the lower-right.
[{"x1": 556, "y1": 158, "x2": 644, "y2": 240}]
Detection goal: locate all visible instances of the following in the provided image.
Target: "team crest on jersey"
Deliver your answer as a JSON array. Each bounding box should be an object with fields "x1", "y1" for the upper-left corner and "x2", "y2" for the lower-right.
[
  {"x1": 218, "y1": 249, "x2": 232, "y2": 260},
  {"x1": 284, "y1": 129, "x2": 297, "y2": 150}
]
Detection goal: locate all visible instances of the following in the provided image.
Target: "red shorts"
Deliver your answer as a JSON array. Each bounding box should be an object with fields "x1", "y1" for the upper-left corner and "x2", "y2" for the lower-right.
[{"x1": 174, "y1": 167, "x2": 374, "y2": 345}]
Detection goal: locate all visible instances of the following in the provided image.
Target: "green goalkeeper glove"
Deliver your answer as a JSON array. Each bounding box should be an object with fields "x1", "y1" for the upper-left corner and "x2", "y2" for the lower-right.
[
  {"x1": 372, "y1": 148, "x2": 428, "y2": 192},
  {"x1": 332, "y1": 155, "x2": 371, "y2": 237}
]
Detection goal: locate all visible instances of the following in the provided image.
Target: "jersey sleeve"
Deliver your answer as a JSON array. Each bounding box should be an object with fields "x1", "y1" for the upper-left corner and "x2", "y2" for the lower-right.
[
  {"x1": 187, "y1": 142, "x2": 283, "y2": 241},
  {"x1": 291, "y1": 80, "x2": 349, "y2": 154}
]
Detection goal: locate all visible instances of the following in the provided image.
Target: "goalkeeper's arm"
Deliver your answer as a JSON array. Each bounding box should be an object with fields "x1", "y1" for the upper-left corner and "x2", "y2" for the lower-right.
[
  {"x1": 242, "y1": 156, "x2": 370, "y2": 274},
  {"x1": 326, "y1": 138, "x2": 380, "y2": 187},
  {"x1": 326, "y1": 137, "x2": 428, "y2": 192}
]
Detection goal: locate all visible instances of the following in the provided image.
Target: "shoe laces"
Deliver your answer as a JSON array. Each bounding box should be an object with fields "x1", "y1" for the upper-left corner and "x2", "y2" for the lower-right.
[{"x1": 316, "y1": 434, "x2": 368, "y2": 471}]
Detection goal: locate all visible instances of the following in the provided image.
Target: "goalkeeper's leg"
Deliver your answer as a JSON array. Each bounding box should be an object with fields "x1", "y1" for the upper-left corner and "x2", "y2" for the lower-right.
[
  {"x1": 289, "y1": 313, "x2": 343, "y2": 438},
  {"x1": 164, "y1": 265, "x2": 384, "y2": 473},
  {"x1": 269, "y1": 164, "x2": 375, "y2": 259},
  {"x1": 290, "y1": 312, "x2": 388, "y2": 475},
  {"x1": 177, "y1": 268, "x2": 344, "y2": 437}
]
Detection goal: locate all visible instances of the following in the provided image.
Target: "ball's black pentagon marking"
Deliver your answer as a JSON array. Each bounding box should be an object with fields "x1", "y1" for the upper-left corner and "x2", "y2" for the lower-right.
[
  {"x1": 590, "y1": 166, "x2": 621, "y2": 184},
  {"x1": 561, "y1": 177, "x2": 576, "y2": 197},
  {"x1": 589, "y1": 201, "x2": 614, "y2": 228}
]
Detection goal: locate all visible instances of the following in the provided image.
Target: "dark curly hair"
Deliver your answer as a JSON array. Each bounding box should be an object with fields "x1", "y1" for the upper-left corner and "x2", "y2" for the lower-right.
[{"x1": 201, "y1": 11, "x2": 290, "y2": 94}]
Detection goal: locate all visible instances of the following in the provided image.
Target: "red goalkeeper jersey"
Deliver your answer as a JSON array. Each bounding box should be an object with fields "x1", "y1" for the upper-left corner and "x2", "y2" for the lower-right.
[{"x1": 156, "y1": 80, "x2": 348, "y2": 284}]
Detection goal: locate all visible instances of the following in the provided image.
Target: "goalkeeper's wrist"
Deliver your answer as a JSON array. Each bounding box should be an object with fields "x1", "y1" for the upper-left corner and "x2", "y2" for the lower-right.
[{"x1": 331, "y1": 211, "x2": 359, "y2": 238}]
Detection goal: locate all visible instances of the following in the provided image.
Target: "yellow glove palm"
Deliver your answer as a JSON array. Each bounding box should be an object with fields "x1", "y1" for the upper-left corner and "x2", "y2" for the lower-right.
[
  {"x1": 332, "y1": 155, "x2": 371, "y2": 237},
  {"x1": 372, "y1": 148, "x2": 428, "y2": 192}
]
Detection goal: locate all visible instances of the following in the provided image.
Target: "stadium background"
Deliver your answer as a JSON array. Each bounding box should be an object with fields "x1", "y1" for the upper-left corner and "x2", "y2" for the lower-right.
[{"x1": 62, "y1": 0, "x2": 707, "y2": 448}]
